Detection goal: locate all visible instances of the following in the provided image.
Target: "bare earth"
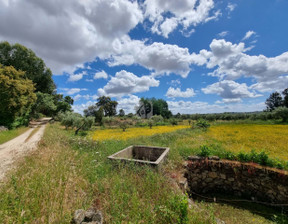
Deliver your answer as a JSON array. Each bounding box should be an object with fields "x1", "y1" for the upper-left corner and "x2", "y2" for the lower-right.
[{"x1": 0, "y1": 118, "x2": 51, "y2": 182}]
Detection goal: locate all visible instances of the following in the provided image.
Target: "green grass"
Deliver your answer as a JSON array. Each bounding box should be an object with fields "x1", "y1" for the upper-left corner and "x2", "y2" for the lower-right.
[
  {"x1": 0, "y1": 126, "x2": 29, "y2": 144},
  {"x1": 0, "y1": 123, "x2": 286, "y2": 223}
]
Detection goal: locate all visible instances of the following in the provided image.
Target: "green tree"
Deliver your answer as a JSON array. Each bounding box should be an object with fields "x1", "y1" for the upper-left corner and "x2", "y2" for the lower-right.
[
  {"x1": 137, "y1": 98, "x2": 172, "y2": 119},
  {"x1": 265, "y1": 92, "x2": 283, "y2": 111},
  {"x1": 0, "y1": 65, "x2": 36, "y2": 127},
  {"x1": 53, "y1": 94, "x2": 73, "y2": 114},
  {"x1": 84, "y1": 105, "x2": 104, "y2": 125},
  {"x1": 119, "y1": 109, "x2": 125, "y2": 117},
  {"x1": 151, "y1": 98, "x2": 172, "y2": 119},
  {"x1": 0, "y1": 41, "x2": 55, "y2": 94},
  {"x1": 32, "y1": 92, "x2": 57, "y2": 116},
  {"x1": 282, "y1": 88, "x2": 288, "y2": 108},
  {"x1": 96, "y1": 96, "x2": 118, "y2": 117},
  {"x1": 273, "y1": 107, "x2": 288, "y2": 122}
]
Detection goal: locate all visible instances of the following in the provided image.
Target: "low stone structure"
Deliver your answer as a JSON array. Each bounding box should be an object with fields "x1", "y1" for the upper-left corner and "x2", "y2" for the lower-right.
[
  {"x1": 72, "y1": 208, "x2": 103, "y2": 224},
  {"x1": 185, "y1": 157, "x2": 288, "y2": 206}
]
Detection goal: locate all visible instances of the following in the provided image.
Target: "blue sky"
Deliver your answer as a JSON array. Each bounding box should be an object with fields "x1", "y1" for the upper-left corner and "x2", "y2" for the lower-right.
[{"x1": 1, "y1": 0, "x2": 288, "y2": 114}]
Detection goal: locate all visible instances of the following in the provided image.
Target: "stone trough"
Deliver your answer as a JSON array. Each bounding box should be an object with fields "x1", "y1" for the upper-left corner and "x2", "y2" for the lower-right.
[{"x1": 108, "y1": 145, "x2": 169, "y2": 166}]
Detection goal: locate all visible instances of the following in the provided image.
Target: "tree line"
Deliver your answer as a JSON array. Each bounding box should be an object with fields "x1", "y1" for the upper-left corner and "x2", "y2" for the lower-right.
[{"x1": 0, "y1": 41, "x2": 73, "y2": 128}]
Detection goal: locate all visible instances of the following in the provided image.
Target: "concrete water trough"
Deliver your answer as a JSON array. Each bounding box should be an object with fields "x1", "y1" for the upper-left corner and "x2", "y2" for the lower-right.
[{"x1": 108, "y1": 145, "x2": 169, "y2": 166}]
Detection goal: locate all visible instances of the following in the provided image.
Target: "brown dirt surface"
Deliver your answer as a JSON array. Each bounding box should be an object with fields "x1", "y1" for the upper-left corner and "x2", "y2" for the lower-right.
[{"x1": 0, "y1": 118, "x2": 52, "y2": 182}]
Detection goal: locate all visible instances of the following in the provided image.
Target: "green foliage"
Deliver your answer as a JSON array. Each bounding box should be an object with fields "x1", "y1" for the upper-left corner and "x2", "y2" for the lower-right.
[
  {"x1": 137, "y1": 97, "x2": 172, "y2": 119},
  {"x1": 195, "y1": 119, "x2": 210, "y2": 129},
  {"x1": 84, "y1": 105, "x2": 104, "y2": 125},
  {"x1": 0, "y1": 65, "x2": 36, "y2": 127},
  {"x1": 170, "y1": 119, "x2": 178, "y2": 126},
  {"x1": 265, "y1": 91, "x2": 283, "y2": 111},
  {"x1": 148, "y1": 119, "x2": 154, "y2": 129},
  {"x1": 119, "y1": 122, "x2": 128, "y2": 132},
  {"x1": 32, "y1": 92, "x2": 57, "y2": 117},
  {"x1": 273, "y1": 107, "x2": 288, "y2": 122},
  {"x1": 197, "y1": 145, "x2": 211, "y2": 157},
  {"x1": 96, "y1": 96, "x2": 118, "y2": 117},
  {"x1": 151, "y1": 115, "x2": 164, "y2": 123},
  {"x1": 119, "y1": 109, "x2": 125, "y2": 117},
  {"x1": 0, "y1": 41, "x2": 55, "y2": 94}
]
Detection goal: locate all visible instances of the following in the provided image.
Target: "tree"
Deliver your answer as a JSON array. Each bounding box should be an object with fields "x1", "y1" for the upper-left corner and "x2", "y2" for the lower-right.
[
  {"x1": 84, "y1": 105, "x2": 104, "y2": 125},
  {"x1": 0, "y1": 65, "x2": 36, "y2": 127},
  {"x1": 0, "y1": 41, "x2": 55, "y2": 94},
  {"x1": 282, "y1": 88, "x2": 288, "y2": 108},
  {"x1": 119, "y1": 109, "x2": 125, "y2": 117},
  {"x1": 265, "y1": 92, "x2": 283, "y2": 111},
  {"x1": 151, "y1": 98, "x2": 172, "y2": 118},
  {"x1": 53, "y1": 94, "x2": 73, "y2": 114},
  {"x1": 96, "y1": 96, "x2": 118, "y2": 117},
  {"x1": 32, "y1": 92, "x2": 57, "y2": 116},
  {"x1": 273, "y1": 107, "x2": 288, "y2": 122},
  {"x1": 136, "y1": 97, "x2": 172, "y2": 119}
]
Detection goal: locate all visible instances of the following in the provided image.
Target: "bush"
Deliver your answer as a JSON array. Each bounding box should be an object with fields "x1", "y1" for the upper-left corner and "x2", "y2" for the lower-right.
[
  {"x1": 170, "y1": 119, "x2": 178, "y2": 126},
  {"x1": 195, "y1": 119, "x2": 210, "y2": 129},
  {"x1": 151, "y1": 115, "x2": 164, "y2": 123},
  {"x1": 197, "y1": 145, "x2": 211, "y2": 157},
  {"x1": 119, "y1": 122, "x2": 128, "y2": 132},
  {"x1": 148, "y1": 119, "x2": 154, "y2": 129}
]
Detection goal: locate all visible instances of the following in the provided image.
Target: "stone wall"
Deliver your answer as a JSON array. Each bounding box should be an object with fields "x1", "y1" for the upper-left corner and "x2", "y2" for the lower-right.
[{"x1": 185, "y1": 157, "x2": 288, "y2": 206}]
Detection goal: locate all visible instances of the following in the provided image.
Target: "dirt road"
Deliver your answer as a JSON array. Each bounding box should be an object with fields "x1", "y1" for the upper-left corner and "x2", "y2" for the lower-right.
[{"x1": 0, "y1": 118, "x2": 51, "y2": 182}]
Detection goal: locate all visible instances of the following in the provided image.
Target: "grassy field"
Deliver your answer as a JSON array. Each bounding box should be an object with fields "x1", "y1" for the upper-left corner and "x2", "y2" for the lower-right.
[
  {"x1": 0, "y1": 127, "x2": 29, "y2": 144},
  {"x1": 207, "y1": 124, "x2": 288, "y2": 161},
  {"x1": 0, "y1": 122, "x2": 287, "y2": 223}
]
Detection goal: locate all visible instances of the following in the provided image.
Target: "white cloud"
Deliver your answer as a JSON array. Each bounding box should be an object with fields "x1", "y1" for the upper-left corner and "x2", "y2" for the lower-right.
[
  {"x1": 167, "y1": 100, "x2": 265, "y2": 114},
  {"x1": 217, "y1": 31, "x2": 229, "y2": 37},
  {"x1": 109, "y1": 36, "x2": 207, "y2": 77},
  {"x1": 94, "y1": 70, "x2": 108, "y2": 79},
  {"x1": 242, "y1": 30, "x2": 256, "y2": 41},
  {"x1": 117, "y1": 95, "x2": 140, "y2": 114},
  {"x1": 97, "y1": 70, "x2": 159, "y2": 97},
  {"x1": 72, "y1": 101, "x2": 95, "y2": 115},
  {"x1": 215, "y1": 98, "x2": 242, "y2": 104},
  {"x1": 0, "y1": 0, "x2": 143, "y2": 74},
  {"x1": 250, "y1": 76, "x2": 288, "y2": 93},
  {"x1": 166, "y1": 87, "x2": 196, "y2": 98},
  {"x1": 60, "y1": 88, "x2": 88, "y2": 95},
  {"x1": 68, "y1": 72, "x2": 87, "y2": 82},
  {"x1": 203, "y1": 39, "x2": 288, "y2": 83},
  {"x1": 202, "y1": 80, "x2": 261, "y2": 100},
  {"x1": 144, "y1": 0, "x2": 218, "y2": 38},
  {"x1": 73, "y1": 94, "x2": 91, "y2": 101},
  {"x1": 227, "y1": 3, "x2": 237, "y2": 12}
]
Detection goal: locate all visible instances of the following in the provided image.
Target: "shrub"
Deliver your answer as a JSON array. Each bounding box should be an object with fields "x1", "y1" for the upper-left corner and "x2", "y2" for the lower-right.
[
  {"x1": 195, "y1": 119, "x2": 210, "y2": 129},
  {"x1": 170, "y1": 119, "x2": 178, "y2": 126},
  {"x1": 148, "y1": 119, "x2": 154, "y2": 129},
  {"x1": 119, "y1": 122, "x2": 128, "y2": 132},
  {"x1": 197, "y1": 145, "x2": 211, "y2": 157},
  {"x1": 151, "y1": 115, "x2": 164, "y2": 123}
]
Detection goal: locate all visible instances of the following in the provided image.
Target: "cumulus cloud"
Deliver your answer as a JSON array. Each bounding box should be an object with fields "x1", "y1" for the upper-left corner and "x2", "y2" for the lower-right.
[
  {"x1": 59, "y1": 88, "x2": 88, "y2": 95},
  {"x1": 94, "y1": 70, "x2": 108, "y2": 79},
  {"x1": 166, "y1": 87, "x2": 196, "y2": 98},
  {"x1": 144, "y1": 0, "x2": 218, "y2": 38},
  {"x1": 117, "y1": 95, "x2": 140, "y2": 114},
  {"x1": 242, "y1": 30, "x2": 256, "y2": 40},
  {"x1": 72, "y1": 101, "x2": 95, "y2": 115},
  {"x1": 0, "y1": 0, "x2": 143, "y2": 74},
  {"x1": 97, "y1": 70, "x2": 159, "y2": 97},
  {"x1": 250, "y1": 76, "x2": 288, "y2": 93},
  {"x1": 68, "y1": 72, "x2": 87, "y2": 82},
  {"x1": 203, "y1": 39, "x2": 288, "y2": 82},
  {"x1": 109, "y1": 36, "x2": 207, "y2": 77},
  {"x1": 202, "y1": 80, "x2": 261, "y2": 100},
  {"x1": 168, "y1": 100, "x2": 265, "y2": 114}
]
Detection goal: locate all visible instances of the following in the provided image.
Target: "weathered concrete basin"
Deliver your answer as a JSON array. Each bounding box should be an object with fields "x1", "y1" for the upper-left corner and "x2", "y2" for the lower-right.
[{"x1": 108, "y1": 145, "x2": 169, "y2": 166}]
